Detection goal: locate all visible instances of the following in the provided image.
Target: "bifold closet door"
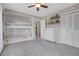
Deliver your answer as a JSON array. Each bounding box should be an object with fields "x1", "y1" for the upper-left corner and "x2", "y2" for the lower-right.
[
  {"x1": 60, "y1": 14, "x2": 73, "y2": 45},
  {"x1": 60, "y1": 15, "x2": 68, "y2": 43},
  {"x1": 72, "y1": 12, "x2": 79, "y2": 47},
  {"x1": 60, "y1": 11, "x2": 79, "y2": 47}
]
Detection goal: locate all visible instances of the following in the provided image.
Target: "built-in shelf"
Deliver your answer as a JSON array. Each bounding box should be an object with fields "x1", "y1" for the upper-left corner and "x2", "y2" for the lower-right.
[{"x1": 3, "y1": 9, "x2": 35, "y2": 45}]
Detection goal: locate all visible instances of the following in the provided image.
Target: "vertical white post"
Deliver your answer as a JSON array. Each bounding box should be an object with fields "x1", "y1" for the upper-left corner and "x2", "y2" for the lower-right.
[
  {"x1": 40, "y1": 18, "x2": 45, "y2": 39},
  {"x1": 31, "y1": 17, "x2": 36, "y2": 39},
  {"x1": 0, "y1": 4, "x2": 3, "y2": 53}
]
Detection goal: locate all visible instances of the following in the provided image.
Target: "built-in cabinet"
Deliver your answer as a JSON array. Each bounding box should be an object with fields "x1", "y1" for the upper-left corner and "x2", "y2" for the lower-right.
[
  {"x1": 40, "y1": 19, "x2": 60, "y2": 42},
  {"x1": 44, "y1": 28, "x2": 55, "y2": 42}
]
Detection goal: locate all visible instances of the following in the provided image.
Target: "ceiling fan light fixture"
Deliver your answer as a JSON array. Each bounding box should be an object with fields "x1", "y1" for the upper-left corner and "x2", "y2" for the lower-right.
[
  {"x1": 35, "y1": 3, "x2": 41, "y2": 8},
  {"x1": 28, "y1": 3, "x2": 48, "y2": 11}
]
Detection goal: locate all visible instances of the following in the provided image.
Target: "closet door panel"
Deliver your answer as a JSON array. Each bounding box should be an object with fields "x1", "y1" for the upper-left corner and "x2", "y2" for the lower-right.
[
  {"x1": 67, "y1": 15, "x2": 73, "y2": 30},
  {"x1": 71, "y1": 12, "x2": 79, "y2": 47},
  {"x1": 61, "y1": 16, "x2": 67, "y2": 29},
  {"x1": 73, "y1": 12, "x2": 79, "y2": 30},
  {"x1": 61, "y1": 12, "x2": 79, "y2": 48},
  {"x1": 60, "y1": 14, "x2": 73, "y2": 45}
]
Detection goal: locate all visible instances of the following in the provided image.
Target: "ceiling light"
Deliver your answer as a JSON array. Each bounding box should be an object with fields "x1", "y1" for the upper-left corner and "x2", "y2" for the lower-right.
[{"x1": 35, "y1": 3, "x2": 41, "y2": 7}]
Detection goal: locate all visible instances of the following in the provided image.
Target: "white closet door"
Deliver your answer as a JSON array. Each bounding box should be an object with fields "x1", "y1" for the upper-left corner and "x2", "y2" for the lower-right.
[
  {"x1": 72, "y1": 12, "x2": 79, "y2": 47},
  {"x1": 60, "y1": 14, "x2": 73, "y2": 45},
  {"x1": 73, "y1": 12, "x2": 79, "y2": 30},
  {"x1": 61, "y1": 14, "x2": 73, "y2": 30},
  {"x1": 67, "y1": 14, "x2": 73, "y2": 30},
  {"x1": 61, "y1": 12, "x2": 79, "y2": 48},
  {"x1": 60, "y1": 15, "x2": 68, "y2": 43},
  {"x1": 0, "y1": 5, "x2": 3, "y2": 53},
  {"x1": 61, "y1": 15, "x2": 68, "y2": 30}
]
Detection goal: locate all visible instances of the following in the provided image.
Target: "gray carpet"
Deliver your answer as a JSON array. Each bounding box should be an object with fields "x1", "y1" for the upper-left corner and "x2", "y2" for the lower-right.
[{"x1": 1, "y1": 39, "x2": 79, "y2": 56}]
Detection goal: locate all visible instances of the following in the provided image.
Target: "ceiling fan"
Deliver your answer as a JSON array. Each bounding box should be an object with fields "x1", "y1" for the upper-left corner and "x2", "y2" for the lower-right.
[{"x1": 28, "y1": 3, "x2": 48, "y2": 11}]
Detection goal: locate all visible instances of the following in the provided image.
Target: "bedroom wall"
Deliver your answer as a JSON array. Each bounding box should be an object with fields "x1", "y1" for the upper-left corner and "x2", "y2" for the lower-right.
[{"x1": 42, "y1": 3, "x2": 79, "y2": 48}]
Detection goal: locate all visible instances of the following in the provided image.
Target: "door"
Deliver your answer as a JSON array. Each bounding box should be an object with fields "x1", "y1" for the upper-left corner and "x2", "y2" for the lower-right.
[{"x1": 35, "y1": 20, "x2": 41, "y2": 39}]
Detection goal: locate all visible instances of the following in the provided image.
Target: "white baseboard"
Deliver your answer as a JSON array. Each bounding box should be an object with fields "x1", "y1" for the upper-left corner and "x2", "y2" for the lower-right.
[
  {"x1": 61, "y1": 42, "x2": 79, "y2": 48},
  {"x1": 42, "y1": 38, "x2": 79, "y2": 48},
  {"x1": 54, "y1": 41, "x2": 79, "y2": 48}
]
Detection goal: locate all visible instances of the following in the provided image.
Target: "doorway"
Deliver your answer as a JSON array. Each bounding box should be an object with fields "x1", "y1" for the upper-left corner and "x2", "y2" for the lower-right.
[{"x1": 35, "y1": 20, "x2": 41, "y2": 39}]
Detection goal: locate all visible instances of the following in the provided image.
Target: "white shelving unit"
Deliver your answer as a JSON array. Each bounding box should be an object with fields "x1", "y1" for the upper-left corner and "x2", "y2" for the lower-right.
[
  {"x1": 4, "y1": 24, "x2": 33, "y2": 44},
  {"x1": 3, "y1": 9, "x2": 35, "y2": 44}
]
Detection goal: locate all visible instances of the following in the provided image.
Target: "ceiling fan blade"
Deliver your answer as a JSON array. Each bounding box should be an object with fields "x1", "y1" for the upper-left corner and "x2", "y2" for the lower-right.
[
  {"x1": 41, "y1": 5, "x2": 48, "y2": 8},
  {"x1": 28, "y1": 5, "x2": 35, "y2": 8},
  {"x1": 37, "y1": 7, "x2": 39, "y2": 11}
]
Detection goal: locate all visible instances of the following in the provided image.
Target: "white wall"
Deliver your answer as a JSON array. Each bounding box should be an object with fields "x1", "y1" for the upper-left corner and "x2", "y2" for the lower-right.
[{"x1": 0, "y1": 4, "x2": 3, "y2": 53}]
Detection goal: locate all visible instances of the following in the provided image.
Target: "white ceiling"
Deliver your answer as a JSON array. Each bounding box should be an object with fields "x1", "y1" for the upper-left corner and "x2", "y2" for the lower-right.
[{"x1": 2, "y1": 3, "x2": 75, "y2": 17}]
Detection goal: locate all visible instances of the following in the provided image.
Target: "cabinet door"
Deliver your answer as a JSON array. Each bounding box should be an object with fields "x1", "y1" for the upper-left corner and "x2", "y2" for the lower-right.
[
  {"x1": 44, "y1": 29, "x2": 54, "y2": 42},
  {"x1": 0, "y1": 5, "x2": 3, "y2": 53}
]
